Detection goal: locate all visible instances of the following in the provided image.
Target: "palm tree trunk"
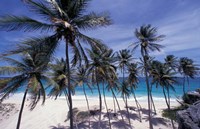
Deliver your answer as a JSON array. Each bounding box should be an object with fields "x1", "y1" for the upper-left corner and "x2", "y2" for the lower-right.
[
  {"x1": 166, "y1": 87, "x2": 175, "y2": 129},
  {"x1": 83, "y1": 84, "x2": 91, "y2": 129},
  {"x1": 132, "y1": 90, "x2": 142, "y2": 122},
  {"x1": 167, "y1": 88, "x2": 170, "y2": 108},
  {"x1": 110, "y1": 88, "x2": 125, "y2": 124},
  {"x1": 102, "y1": 83, "x2": 112, "y2": 129},
  {"x1": 124, "y1": 95, "x2": 131, "y2": 127},
  {"x1": 97, "y1": 81, "x2": 102, "y2": 129},
  {"x1": 142, "y1": 51, "x2": 153, "y2": 129},
  {"x1": 162, "y1": 87, "x2": 170, "y2": 110},
  {"x1": 16, "y1": 88, "x2": 28, "y2": 129},
  {"x1": 64, "y1": 89, "x2": 70, "y2": 108},
  {"x1": 123, "y1": 65, "x2": 125, "y2": 82},
  {"x1": 183, "y1": 76, "x2": 186, "y2": 94},
  {"x1": 150, "y1": 84, "x2": 156, "y2": 114},
  {"x1": 186, "y1": 76, "x2": 190, "y2": 92},
  {"x1": 65, "y1": 38, "x2": 73, "y2": 129},
  {"x1": 113, "y1": 95, "x2": 116, "y2": 113}
]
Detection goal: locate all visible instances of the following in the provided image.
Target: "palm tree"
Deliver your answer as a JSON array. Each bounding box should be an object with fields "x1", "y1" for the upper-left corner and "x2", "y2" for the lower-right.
[
  {"x1": 127, "y1": 63, "x2": 142, "y2": 122},
  {"x1": 116, "y1": 49, "x2": 133, "y2": 126},
  {"x1": 0, "y1": 52, "x2": 54, "y2": 129},
  {"x1": 150, "y1": 60, "x2": 177, "y2": 129},
  {"x1": 150, "y1": 61, "x2": 176, "y2": 109},
  {"x1": 48, "y1": 58, "x2": 76, "y2": 108},
  {"x1": 178, "y1": 57, "x2": 199, "y2": 93},
  {"x1": 74, "y1": 66, "x2": 92, "y2": 128},
  {"x1": 117, "y1": 49, "x2": 133, "y2": 80},
  {"x1": 132, "y1": 24, "x2": 165, "y2": 129},
  {"x1": 106, "y1": 75, "x2": 126, "y2": 123},
  {"x1": 0, "y1": 1, "x2": 111, "y2": 127},
  {"x1": 164, "y1": 55, "x2": 178, "y2": 72},
  {"x1": 87, "y1": 45, "x2": 116, "y2": 129}
]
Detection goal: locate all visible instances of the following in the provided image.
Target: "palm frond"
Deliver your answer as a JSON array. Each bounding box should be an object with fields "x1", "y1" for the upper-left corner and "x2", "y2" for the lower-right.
[
  {"x1": 0, "y1": 15, "x2": 54, "y2": 32},
  {"x1": 1, "y1": 57, "x2": 27, "y2": 69},
  {"x1": 0, "y1": 75, "x2": 27, "y2": 103},
  {"x1": 74, "y1": 12, "x2": 112, "y2": 30},
  {"x1": 0, "y1": 66, "x2": 23, "y2": 75},
  {"x1": 26, "y1": 0, "x2": 59, "y2": 20},
  {"x1": 76, "y1": 32, "x2": 103, "y2": 49}
]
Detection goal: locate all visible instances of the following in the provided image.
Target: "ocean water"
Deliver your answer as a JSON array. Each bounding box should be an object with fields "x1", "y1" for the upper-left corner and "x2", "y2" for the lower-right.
[
  {"x1": 4, "y1": 77, "x2": 200, "y2": 101},
  {"x1": 74, "y1": 77, "x2": 200, "y2": 101}
]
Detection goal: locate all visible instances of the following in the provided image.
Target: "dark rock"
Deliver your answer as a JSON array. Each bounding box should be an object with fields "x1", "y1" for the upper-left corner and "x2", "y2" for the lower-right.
[
  {"x1": 177, "y1": 101, "x2": 200, "y2": 129},
  {"x1": 183, "y1": 91, "x2": 200, "y2": 104}
]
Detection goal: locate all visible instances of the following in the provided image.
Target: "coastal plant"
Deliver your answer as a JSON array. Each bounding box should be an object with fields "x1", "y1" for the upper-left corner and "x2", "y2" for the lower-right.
[
  {"x1": 127, "y1": 63, "x2": 142, "y2": 122},
  {"x1": 150, "y1": 60, "x2": 177, "y2": 110},
  {"x1": 116, "y1": 49, "x2": 133, "y2": 126},
  {"x1": 48, "y1": 58, "x2": 76, "y2": 108},
  {"x1": 87, "y1": 45, "x2": 116, "y2": 129},
  {"x1": 0, "y1": 0, "x2": 111, "y2": 128},
  {"x1": 0, "y1": 52, "x2": 55, "y2": 129},
  {"x1": 117, "y1": 49, "x2": 133, "y2": 80},
  {"x1": 106, "y1": 75, "x2": 126, "y2": 123},
  {"x1": 74, "y1": 66, "x2": 92, "y2": 128},
  {"x1": 132, "y1": 24, "x2": 165, "y2": 129},
  {"x1": 164, "y1": 55, "x2": 178, "y2": 72},
  {"x1": 178, "y1": 57, "x2": 199, "y2": 93},
  {"x1": 150, "y1": 60, "x2": 177, "y2": 129}
]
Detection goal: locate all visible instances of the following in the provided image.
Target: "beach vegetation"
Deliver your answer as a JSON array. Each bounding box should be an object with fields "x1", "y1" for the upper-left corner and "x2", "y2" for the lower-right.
[
  {"x1": 0, "y1": 0, "x2": 111, "y2": 128},
  {"x1": 0, "y1": 51, "x2": 54, "y2": 129},
  {"x1": 131, "y1": 24, "x2": 165, "y2": 129}
]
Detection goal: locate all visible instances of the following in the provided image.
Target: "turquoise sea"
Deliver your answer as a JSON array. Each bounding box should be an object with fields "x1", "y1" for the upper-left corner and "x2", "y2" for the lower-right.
[{"x1": 10, "y1": 77, "x2": 200, "y2": 101}]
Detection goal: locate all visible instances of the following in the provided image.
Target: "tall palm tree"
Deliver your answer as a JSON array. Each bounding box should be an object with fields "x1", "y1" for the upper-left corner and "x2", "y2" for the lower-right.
[
  {"x1": 127, "y1": 63, "x2": 142, "y2": 122},
  {"x1": 106, "y1": 74, "x2": 126, "y2": 124},
  {"x1": 116, "y1": 49, "x2": 133, "y2": 126},
  {"x1": 164, "y1": 55, "x2": 178, "y2": 72},
  {"x1": 132, "y1": 24, "x2": 165, "y2": 129},
  {"x1": 150, "y1": 60, "x2": 177, "y2": 129},
  {"x1": 87, "y1": 45, "x2": 116, "y2": 129},
  {"x1": 178, "y1": 57, "x2": 199, "y2": 93},
  {"x1": 120, "y1": 81, "x2": 131, "y2": 126},
  {"x1": 150, "y1": 60, "x2": 177, "y2": 109},
  {"x1": 117, "y1": 49, "x2": 133, "y2": 80},
  {"x1": 74, "y1": 66, "x2": 92, "y2": 128},
  {"x1": 48, "y1": 58, "x2": 76, "y2": 107},
  {"x1": 0, "y1": 52, "x2": 54, "y2": 129},
  {"x1": 0, "y1": 1, "x2": 111, "y2": 127}
]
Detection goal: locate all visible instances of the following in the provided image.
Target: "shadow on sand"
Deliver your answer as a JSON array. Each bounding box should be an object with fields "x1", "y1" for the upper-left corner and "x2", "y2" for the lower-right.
[{"x1": 50, "y1": 108, "x2": 170, "y2": 129}]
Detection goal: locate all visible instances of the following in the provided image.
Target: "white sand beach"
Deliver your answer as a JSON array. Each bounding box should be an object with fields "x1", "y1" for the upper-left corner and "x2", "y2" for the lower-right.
[{"x1": 0, "y1": 96, "x2": 179, "y2": 129}]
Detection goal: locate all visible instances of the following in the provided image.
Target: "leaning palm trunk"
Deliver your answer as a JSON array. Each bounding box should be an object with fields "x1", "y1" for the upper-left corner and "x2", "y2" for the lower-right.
[
  {"x1": 83, "y1": 84, "x2": 91, "y2": 128},
  {"x1": 110, "y1": 88, "x2": 126, "y2": 128},
  {"x1": 113, "y1": 95, "x2": 116, "y2": 113},
  {"x1": 96, "y1": 81, "x2": 102, "y2": 129},
  {"x1": 183, "y1": 76, "x2": 186, "y2": 94},
  {"x1": 166, "y1": 87, "x2": 175, "y2": 129},
  {"x1": 141, "y1": 51, "x2": 153, "y2": 129},
  {"x1": 132, "y1": 90, "x2": 142, "y2": 122},
  {"x1": 16, "y1": 88, "x2": 28, "y2": 129},
  {"x1": 142, "y1": 52, "x2": 153, "y2": 129},
  {"x1": 162, "y1": 87, "x2": 170, "y2": 110},
  {"x1": 166, "y1": 88, "x2": 170, "y2": 108},
  {"x1": 102, "y1": 83, "x2": 112, "y2": 129},
  {"x1": 124, "y1": 95, "x2": 131, "y2": 127},
  {"x1": 65, "y1": 38, "x2": 73, "y2": 129},
  {"x1": 186, "y1": 76, "x2": 190, "y2": 92},
  {"x1": 150, "y1": 85, "x2": 156, "y2": 114},
  {"x1": 64, "y1": 89, "x2": 70, "y2": 108}
]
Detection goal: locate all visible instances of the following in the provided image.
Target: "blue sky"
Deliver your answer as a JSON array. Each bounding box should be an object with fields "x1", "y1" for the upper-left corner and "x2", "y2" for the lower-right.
[{"x1": 0, "y1": 0, "x2": 200, "y2": 65}]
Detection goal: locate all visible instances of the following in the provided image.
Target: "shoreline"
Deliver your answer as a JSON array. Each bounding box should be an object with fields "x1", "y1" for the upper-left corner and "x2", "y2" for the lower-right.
[
  {"x1": 6, "y1": 92, "x2": 181, "y2": 102},
  {"x1": 0, "y1": 96, "x2": 179, "y2": 129}
]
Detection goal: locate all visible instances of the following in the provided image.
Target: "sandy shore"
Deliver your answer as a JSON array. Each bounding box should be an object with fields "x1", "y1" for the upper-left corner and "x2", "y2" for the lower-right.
[{"x1": 0, "y1": 95, "x2": 179, "y2": 129}]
